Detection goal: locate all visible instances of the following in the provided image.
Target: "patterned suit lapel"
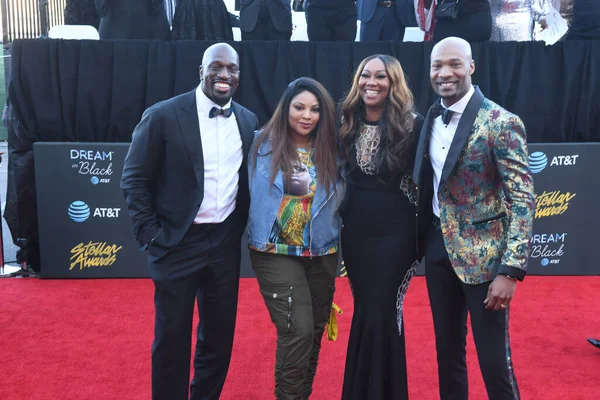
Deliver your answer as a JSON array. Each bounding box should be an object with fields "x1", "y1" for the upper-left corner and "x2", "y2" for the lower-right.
[{"x1": 439, "y1": 86, "x2": 485, "y2": 191}]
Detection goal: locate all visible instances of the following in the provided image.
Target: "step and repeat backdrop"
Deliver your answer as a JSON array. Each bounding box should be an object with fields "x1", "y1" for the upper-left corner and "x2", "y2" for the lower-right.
[
  {"x1": 34, "y1": 142, "x2": 599, "y2": 278},
  {"x1": 524, "y1": 143, "x2": 598, "y2": 275},
  {"x1": 35, "y1": 143, "x2": 142, "y2": 278}
]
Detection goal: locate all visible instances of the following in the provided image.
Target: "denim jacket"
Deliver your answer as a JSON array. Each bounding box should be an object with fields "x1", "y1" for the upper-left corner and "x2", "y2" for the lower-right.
[{"x1": 247, "y1": 133, "x2": 345, "y2": 256}]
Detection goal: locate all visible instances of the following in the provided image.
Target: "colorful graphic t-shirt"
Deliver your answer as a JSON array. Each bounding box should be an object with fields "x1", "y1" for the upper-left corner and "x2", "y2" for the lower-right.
[{"x1": 255, "y1": 147, "x2": 338, "y2": 257}]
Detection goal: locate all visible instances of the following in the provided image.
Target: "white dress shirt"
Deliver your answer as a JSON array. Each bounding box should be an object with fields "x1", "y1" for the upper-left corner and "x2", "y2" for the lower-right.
[
  {"x1": 429, "y1": 85, "x2": 475, "y2": 217},
  {"x1": 194, "y1": 86, "x2": 243, "y2": 224}
]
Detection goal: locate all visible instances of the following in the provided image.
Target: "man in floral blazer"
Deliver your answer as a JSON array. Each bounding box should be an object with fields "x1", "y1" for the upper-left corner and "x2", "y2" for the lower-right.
[{"x1": 413, "y1": 37, "x2": 535, "y2": 400}]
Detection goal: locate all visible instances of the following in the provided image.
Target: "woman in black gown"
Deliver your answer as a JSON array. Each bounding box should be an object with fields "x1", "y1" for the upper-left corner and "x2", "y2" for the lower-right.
[{"x1": 339, "y1": 54, "x2": 423, "y2": 400}]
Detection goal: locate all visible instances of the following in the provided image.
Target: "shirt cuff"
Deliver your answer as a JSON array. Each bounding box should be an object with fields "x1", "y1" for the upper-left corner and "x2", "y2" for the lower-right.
[{"x1": 497, "y1": 265, "x2": 526, "y2": 282}]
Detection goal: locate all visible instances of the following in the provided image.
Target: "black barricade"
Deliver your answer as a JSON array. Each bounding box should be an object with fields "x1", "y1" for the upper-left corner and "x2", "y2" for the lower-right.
[{"x1": 33, "y1": 142, "x2": 600, "y2": 278}]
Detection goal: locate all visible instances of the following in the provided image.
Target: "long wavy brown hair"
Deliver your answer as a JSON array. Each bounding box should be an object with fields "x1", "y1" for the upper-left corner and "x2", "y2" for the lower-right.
[
  {"x1": 251, "y1": 77, "x2": 339, "y2": 191},
  {"x1": 339, "y1": 54, "x2": 416, "y2": 176}
]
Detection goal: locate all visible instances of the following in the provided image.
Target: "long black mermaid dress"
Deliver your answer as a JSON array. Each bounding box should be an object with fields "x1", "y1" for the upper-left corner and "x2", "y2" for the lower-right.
[{"x1": 341, "y1": 118, "x2": 422, "y2": 400}]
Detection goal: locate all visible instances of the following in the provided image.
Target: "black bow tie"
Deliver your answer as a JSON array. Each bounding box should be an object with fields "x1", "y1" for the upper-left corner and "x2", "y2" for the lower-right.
[
  {"x1": 209, "y1": 106, "x2": 233, "y2": 118},
  {"x1": 431, "y1": 102, "x2": 454, "y2": 126},
  {"x1": 441, "y1": 108, "x2": 454, "y2": 126}
]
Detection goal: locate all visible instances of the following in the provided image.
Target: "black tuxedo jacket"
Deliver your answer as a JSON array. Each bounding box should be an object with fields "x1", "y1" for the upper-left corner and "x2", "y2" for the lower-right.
[
  {"x1": 121, "y1": 89, "x2": 259, "y2": 260},
  {"x1": 239, "y1": 0, "x2": 292, "y2": 33},
  {"x1": 95, "y1": 0, "x2": 171, "y2": 40}
]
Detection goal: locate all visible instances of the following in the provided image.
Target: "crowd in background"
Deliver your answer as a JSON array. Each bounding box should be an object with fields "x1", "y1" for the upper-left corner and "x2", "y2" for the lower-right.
[{"x1": 64, "y1": 0, "x2": 600, "y2": 43}]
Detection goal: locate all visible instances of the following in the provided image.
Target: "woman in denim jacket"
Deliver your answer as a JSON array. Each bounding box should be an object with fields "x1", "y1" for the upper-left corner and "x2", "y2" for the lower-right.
[{"x1": 247, "y1": 77, "x2": 344, "y2": 400}]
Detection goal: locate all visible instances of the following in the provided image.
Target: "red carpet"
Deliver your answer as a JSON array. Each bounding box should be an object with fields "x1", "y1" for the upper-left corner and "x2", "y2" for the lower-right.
[{"x1": 0, "y1": 276, "x2": 598, "y2": 399}]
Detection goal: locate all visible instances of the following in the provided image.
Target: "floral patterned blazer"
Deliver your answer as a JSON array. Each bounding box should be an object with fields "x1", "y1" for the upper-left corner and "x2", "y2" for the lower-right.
[{"x1": 413, "y1": 86, "x2": 535, "y2": 285}]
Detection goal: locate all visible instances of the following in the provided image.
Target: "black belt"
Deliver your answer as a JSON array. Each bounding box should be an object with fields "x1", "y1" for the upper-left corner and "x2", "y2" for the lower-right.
[
  {"x1": 377, "y1": 1, "x2": 395, "y2": 7},
  {"x1": 432, "y1": 215, "x2": 442, "y2": 231}
]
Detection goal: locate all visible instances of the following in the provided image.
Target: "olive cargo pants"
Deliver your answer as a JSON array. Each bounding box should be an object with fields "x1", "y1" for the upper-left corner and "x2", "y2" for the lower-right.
[{"x1": 250, "y1": 250, "x2": 338, "y2": 400}]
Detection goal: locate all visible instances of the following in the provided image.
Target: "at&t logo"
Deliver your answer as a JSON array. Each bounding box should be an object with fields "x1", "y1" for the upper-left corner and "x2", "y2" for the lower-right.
[
  {"x1": 67, "y1": 201, "x2": 121, "y2": 222},
  {"x1": 528, "y1": 151, "x2": 579, "y2": 174},
  {"x1": 528, "y1": 152, "x2": 548, "y2": 174},
  {"x1": 68, "y1": 201, "x2": 91, "y2": 222},
  {"x1": 90, "y1": 176, "x2": 111, "y2": 185}
]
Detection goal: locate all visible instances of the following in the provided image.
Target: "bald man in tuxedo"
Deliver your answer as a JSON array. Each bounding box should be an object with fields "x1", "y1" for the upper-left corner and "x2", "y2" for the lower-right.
[{"x1": 122, "y1": 43, "x2": 258, "y2": 400}]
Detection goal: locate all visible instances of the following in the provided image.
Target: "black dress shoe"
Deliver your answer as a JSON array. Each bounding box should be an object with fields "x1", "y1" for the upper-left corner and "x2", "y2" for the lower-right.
[{"x1": 587, "y1": 338, "x2": 600, "y2": 349}]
